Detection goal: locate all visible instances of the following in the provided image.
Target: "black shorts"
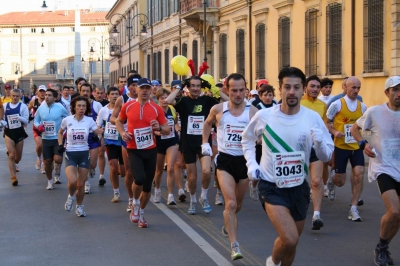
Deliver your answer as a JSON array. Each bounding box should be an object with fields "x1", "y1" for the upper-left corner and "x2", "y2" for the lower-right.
[
  {"x1": 216, "y1": 152, "x2": 248, "y2": 184},
  {"x1": 156, "y1": 136, "x2": 179, "y2": 155},
  {"x1": 106, "y1": 145, "x2": 124, "y2": 165},
  {"x1": 182, "y1": 147, "x2": 207, "y2": 164},
  {"x1": 127, "y1": 148, "x2": 157, "y2": 193},
  {"x1": 309, "y1": 148, "x2": 319, "y2": 163},
  {"x1": 334, "y1": 147, "x2": 364, "y2": 174},
  {"x1": 256, "y1": 144, "x2": 262, "y2": 164},
  {"x1": 42, "y1": 139, "x2": 62, "y2": 160},
  {"x1": 65, "y1": 150, "x2": 90, "y2": 169},
  {"x1": 377, "y1": 174, "x2": 400, "y2": 196},
  {"x1": 258, "y1": 180, "x2": 310, "y2": 221},
  {"x1": 4, "y1": 127, "x2": 28, "y2": 144}
]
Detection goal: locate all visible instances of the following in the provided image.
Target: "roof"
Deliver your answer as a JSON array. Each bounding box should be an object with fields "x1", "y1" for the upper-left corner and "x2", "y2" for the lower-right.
[{"x1": 0, "y1": 10, "x2": 108, "y2": 26}]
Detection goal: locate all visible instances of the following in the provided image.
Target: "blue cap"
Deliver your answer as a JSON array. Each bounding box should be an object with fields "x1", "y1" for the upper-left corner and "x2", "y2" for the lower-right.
[
  {"x1": 171, "y1": 80, "x2": 182, "y2": 88},
  {"x1": 138, "y1": 78, "x2": 152, "y2": 87},
  {"x1": 151, "y1": 80, "x2": 160, "y2": 86}
]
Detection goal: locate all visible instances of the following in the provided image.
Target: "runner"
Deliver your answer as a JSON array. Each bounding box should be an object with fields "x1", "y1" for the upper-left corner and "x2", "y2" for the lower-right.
[
  {"x1": 202, "y1": 73, "x2": 258, "y2": 260},
  {"x1": 351, "y1": 76, "x2": 400, "y2": 266},
  {"x1": 318, "y1": 78, "x2": 334, "y2": 104},
  {"x1": 153, "y1": 88, "x2": 185, "y2": 205},
  {"x1": 1, "y1": 84, "x2": 13, "y2": 104},
  {"x1": 61, "y1": 85, "x2": 72, "y2": 104},
  {"x1": 97, "y1": 86, "x2": 125, "y2": 202},
  {"x1": 34, "y1": 88, "x2": 69, "y2": 189},
  {"x1": 117, "y1": 76, "x2": 128, "y2": 96},
  {"x1": 110, "y1": 74, "x2": 141, "y2": 212},
  {"x1": 28, "y1": 85, "x2": 46, "y2": 173},
  {"x1": 326, "y1": 76, "x2": 367, "y2": 221},
  {"x1": 242, "y1": 67, "x2": 333, "y2": 266},
  {"x1": 115, "y1": 78, "x2": 169, "y2": 228},
  {"x1": 2, "y1": 89, "x2": 29, "y2": 186},
  {"x1": 71, "y1": 77, "x2": 87, "y2": 100},
  {"x1": 300, "y1": 75, "x2": 328, "y2": 230},
  {"x1": 58, "y1": 96, "x2": 104, "y2": 217}
]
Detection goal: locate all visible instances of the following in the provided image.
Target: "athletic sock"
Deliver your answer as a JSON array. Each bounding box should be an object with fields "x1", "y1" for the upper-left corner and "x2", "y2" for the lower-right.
[
  {"x1": 313, "y1": 211, "x2": 320, "y2": 217},
  {"x1": 351, "y1": 205, "x2": 357, "y2": 211},
  {"x1": 201, "y1": 188, "x2": 208, "y2": 199},
  {"x1": 129, "y1": 198, "x2": 133, "y2": 203},
  {"x1": 139, "y1": 208, "x2": 144, "y2": 215},
  {"x1": 113, "y1": 188, "x2": 119, "y2": 194},
  {"x1": 155, "y1": 188, "x2": 161, "y2": 193},
  {"x1": 190, "y1": 193, "x2": 197, "y2": 203},
  {"x1": 168, "y1": 193, "x2": 173, "y2": 198}
]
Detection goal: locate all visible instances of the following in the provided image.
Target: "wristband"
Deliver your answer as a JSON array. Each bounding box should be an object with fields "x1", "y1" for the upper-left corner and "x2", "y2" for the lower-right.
[{"x1": 358, "y1": 140, "x2": 368, "y2": 150}]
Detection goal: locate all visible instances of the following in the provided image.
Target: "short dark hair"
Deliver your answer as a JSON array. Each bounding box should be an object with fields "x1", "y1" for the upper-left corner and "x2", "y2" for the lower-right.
[
  {"x1": 259, "y1": 84, "x2": 275, "y2": 97},
  {"x1": 75, "y1": 77, "x2": 87, "y2": 86},
  {"x1": 320, "y1": 78, "x2": 334, "y2": 87},
  {"x1": 305, "y1": 75, "x2": 321, "y2": 87},
  {"x1": 118, "y1": 76, "x2": 127, "y2": 82},
  {"x1": 80, "y1": 83, "x2": 92, "y2": 92},
  {"x1": 278, "y1": 67, "x2": 306, "y2": 88},
  {"x1": 189, "y1": 76, "x2": 201, "y2": 82},
  {"x1": 128, "y1": 70, "x2": 138, "y2": 75},
  {"x1": 107, "y1": 86, "x2": 119, "y2": 95},
  {"x1": 156, "y1": 88, "x2": 170, "y2": 100},
  {"x1": 63, "y1": 85, "x2": 70, "y2": 90},
  {"x1": 70, "y1": 96, "x2": 91, "y2": 115},
  {"x1": 226, "y1": 73, "x2": 246, "y2": 90},
  {"x1": 46, "y1": 88, "x2": 58, "y2": 98}
]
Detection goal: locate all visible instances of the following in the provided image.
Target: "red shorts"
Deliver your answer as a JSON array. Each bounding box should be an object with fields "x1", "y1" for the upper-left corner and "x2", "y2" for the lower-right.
[{"x1": 33, "y1": 127, "x2": 42, "y2": 138}]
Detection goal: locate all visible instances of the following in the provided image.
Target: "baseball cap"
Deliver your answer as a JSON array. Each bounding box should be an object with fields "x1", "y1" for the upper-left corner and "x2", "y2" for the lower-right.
[
  {"x1": 321, "y1": 78, "x2": 334, "y2": 88},
  {"x1": 38, "y1": 85, "x2": 47, "y2": 91},
  {"x1": 171, "y1": 80, "x2": 182, "y2": 88},
  {"x1": 257, "y1": 79, "x2": 268, "y2": 88},
  {"x1": 384, "y1": 76, "x2": 400, "y2": 91},
  {"x1": 137, "y1": 78, "x2": 152, "y2": 88},
  {"x1": 151, "y1": 80, "x2": 160, "y2": 86},
  {"x1": 4, "y1": 84, "x2": 12, "y2": 89},
  {"x1": 127, "y1": 76, "x2": 140, "y2": 86},
  {"x1": 250, "y1": 90, "x2": 258, "y2": 95}
]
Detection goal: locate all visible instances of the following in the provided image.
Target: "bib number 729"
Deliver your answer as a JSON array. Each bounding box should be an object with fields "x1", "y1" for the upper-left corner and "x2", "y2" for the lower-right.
[{"x1": 227, "y1": 133, "x2": 242, "y2": 142}]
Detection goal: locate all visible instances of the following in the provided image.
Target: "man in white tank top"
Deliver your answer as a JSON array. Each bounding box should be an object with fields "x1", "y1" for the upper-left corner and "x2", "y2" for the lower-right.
[{"x1": 202, "y1": 73, "x2": 258, "y2": 261}]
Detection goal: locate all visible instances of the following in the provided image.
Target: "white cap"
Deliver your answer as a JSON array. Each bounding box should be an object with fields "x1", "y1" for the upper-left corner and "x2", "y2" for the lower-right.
[
  {"x1": 250, "y1": 90, "x2": 258, "y2": 95},
  {"x1": 38, "y1": 85, "x2": 47, "y2": 91},
  {"x1": 384, "y1": 76, "x2": 400, "y2": 91}
]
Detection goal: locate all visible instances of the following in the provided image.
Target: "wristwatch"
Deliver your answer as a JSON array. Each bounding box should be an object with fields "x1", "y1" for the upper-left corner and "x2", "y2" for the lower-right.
[{"x1": 358, "y1": 140, "x2": 368, "y2": 150}]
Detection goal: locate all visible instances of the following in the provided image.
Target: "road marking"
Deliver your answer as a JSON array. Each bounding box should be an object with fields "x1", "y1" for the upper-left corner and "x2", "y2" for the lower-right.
[{"x1": 151, "y1": 197, "x2": 232, "y2": 266}]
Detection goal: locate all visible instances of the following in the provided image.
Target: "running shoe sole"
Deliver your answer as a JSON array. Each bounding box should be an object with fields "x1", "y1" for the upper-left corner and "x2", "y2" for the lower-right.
[
  {"x1": 99, "y1": 178, "x2": 106, "y2": 186},
  {"x1": 178, "y1": 194, "x2": 186, "y2": 202},
  {"x1": 312, "y1": 219, "x2": 324, "y2": 230}
]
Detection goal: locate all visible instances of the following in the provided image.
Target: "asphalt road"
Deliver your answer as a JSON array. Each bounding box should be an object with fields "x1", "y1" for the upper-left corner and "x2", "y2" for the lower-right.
[{"x1": 0, "y1": 124, "x2": 399, "y2": 266}]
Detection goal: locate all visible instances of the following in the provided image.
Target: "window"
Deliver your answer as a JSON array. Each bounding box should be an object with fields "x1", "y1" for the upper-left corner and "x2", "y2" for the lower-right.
[
  {"x1": 255, "y1": 24, "x2": 266, "y2": 79},
  {"x1": 105, "y1": 60, "x2": 110, "y2": 74},
  {"x1": 170, "y1": 0, "x2": 179, "y2": 13},
  {"x1": 47, "y1": 61, "x2": 58, "y2": 74},
  {"x1": 163, "y1": 0, "x2": 170, "y2": 18},
  {"x1": 50, "y1": 28, "x2": 55, "y2": 33},
  {"x1": 68, "y1": 59, "x2": 74, "y2": 76},
  {"x1": 219, "y1": 34, "x2": 227, "y2": 78},
  {"x1": 363, "y1": 0, "x2": 384, "y2": 73},
  {"x1": 326, "y1": 3, "x2": 342, "y2": 75},
  {"x1": 165, "y1": 48, "x2": 170, "y2": 84},
  {"x1": 11, "y1": 41, "x2": 18, "y2": 55},
  {"x1": 48, "y1": 41, "x2": 55, "y2": 54},
  {"x1": 153, "y1": 53, "x2": 157, "y2": 79},
  {"x1": 305, "y1": 9, "x2": 318, "y2": 76},
  {"x1": 90, "y1": 26, "x2": 96, "y2": 32},
  {"x1": 13, "y1": 28, "x2": 18, "y2": 33},
  {"x1": 71, "y1": 27, "x2": 75, "y2": 32},
  {"x1": 157, "y1": 51, "x2": 162, "y2": 80},
  {"x1": 236, "y1": 29, "x2": 245, "y2": 76},
  {"x1": 31, "y1": 28, "x2": 36, "y2": 33},
  {"x1": 147, "y1": 54, "x2": 151, "y2": 78},
  {"x1": 173, "y1": 46, "x2": 178, "y2": 80},
  {"x1": 192, "y1": 40, "x2": 198, "y2": 72},
  {"x1": 29, "y1": 41, "x2": 37, "y2": 54},
  {"x1": 278, "y1": 17, "x2": 291, "y2": 70},
  {"x1": 29, "y1": 61, "x2": 37, "y2": 74},
  {"x1": 90, "y1": 61, "x2": 96, "y2": 74}
]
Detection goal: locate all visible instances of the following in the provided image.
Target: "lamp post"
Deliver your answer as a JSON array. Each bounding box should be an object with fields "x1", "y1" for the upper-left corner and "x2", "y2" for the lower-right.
[
  {"x1": 203, "y1": 0, "x2": 207, "y2": 66},
  {"x1": 89, "y1": 37, "x2": 114, "y2": 87},
  {"x1": 109, "y1": 13, "x2": 149, "y2": 71}
]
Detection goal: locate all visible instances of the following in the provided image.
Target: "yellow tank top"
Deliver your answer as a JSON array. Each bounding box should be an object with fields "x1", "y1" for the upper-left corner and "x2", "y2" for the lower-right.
[
  {"x1": 300, "y1": 95, "x2": 327, "y2": 122},
  {"x1": 333, "y1": 98, "x2": 363, "y2": 150}
]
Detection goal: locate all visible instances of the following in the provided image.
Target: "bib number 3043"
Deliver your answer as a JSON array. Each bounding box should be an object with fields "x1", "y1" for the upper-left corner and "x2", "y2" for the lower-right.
[{"x1": 273, "y1": 152, "x2": 305, "y2": 188}]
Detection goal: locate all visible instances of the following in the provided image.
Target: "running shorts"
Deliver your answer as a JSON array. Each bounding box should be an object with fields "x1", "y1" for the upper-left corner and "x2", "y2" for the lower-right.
[
  {"x1": 88, "y1": 132, "x2": 101, "y2": 150},
  {"x1": 106, "y1": 144, "x2": 124, "y2": 165},
  {"x1": 377, "y1": 174, "x2": 400, "y2": 196},
  {"x1": 65, "y1": 150, "x2": 90, "y2": 169},
  {"x1": 127, "y1": 148, "x2": 157, "y2": 193},
  {"x1": 334, "y1": 147, "x2": 364, "y2": 174},
  {"x1": 33, "y1": 127, "x2": 42, "y2": 138},
  {"x1": 157, "y1": 136, "x2": 179, "y2": 155},
  {"x1": 216, "y1": 152, "x2": 248, "y2": 184},
  {"x1": 42, "y1": 139, "x2": 62, "y2": 160},
  {"x1": 4, "y1": 128, "x2": 28, "y2": 144}
]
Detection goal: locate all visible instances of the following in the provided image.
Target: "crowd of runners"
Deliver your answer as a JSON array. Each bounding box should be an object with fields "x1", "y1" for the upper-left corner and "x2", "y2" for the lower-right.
[{"x1": 1, "y1": 67, "x2": 399, "y2": 266}]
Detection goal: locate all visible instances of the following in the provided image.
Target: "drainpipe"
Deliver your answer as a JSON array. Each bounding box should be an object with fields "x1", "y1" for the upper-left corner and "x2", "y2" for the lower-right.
[
  {"x1": 247, "y1": 0, "x2": 253, "y2": 90},
  {"x1": 351, "y1": 0, "x2": 355, "y2": 76}
]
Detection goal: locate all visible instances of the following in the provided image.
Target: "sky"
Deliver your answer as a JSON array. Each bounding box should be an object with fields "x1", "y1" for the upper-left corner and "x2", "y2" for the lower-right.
[{"x1": 0, "y1": 0, "x2": 116, "y2": 14}]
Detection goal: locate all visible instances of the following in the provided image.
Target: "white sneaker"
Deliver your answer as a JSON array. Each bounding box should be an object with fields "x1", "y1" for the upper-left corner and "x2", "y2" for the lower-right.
[
  {"x1": 178, "y1": 189, "x2": 186, "y2": 202},
  {"x1": 54, "y1": 175, "x2": 61, "y2": 184},
  {"x1": 167, "y1": 195, "x2": 176, "y2": 205},
  {"x1": 184, "y1": 180, "x2": 189, "y2": 192},
  {"x1": 199, "y1": 197, "x2": 212, "y2": 214},
  {"x1": 84, "y1": 182, "x2": 91, "y2": 194},
  {"x1": 266, "y1": 256, "x2": 281, "y2": 266},
  {"x1": 65, "y1": 195, "x2": 75, "y2": 211},
  {"x1": 327, "y1": 171, "x2": 336, "y2": 201},
  {"x1": 323, "y1": 187, "x2": 329, "y2": 197},
  {"x1": 153, "y1": 190, "x2": 161, "y2": 203},
  {"x1": 35, "y1": 158, "x2": 41, "y2": 170},
  {"x1": 54, "y1": 163, "x2": 61, "y2": 177},
  {"x1": 183, "y1": 169, "x2": 187, "y2": 179},
  {"x1": 75, "y1": 205, "x2": 86, "y2": 217},
  {"x1": 215, "y1": 191, "x2": 224, "y2": 205},
  {"x1": 126, "y1": 201, "x2": 133, "y2": 212},
  {"x1": 249, "y1": 181, "x2": 259, "y2": 201},
  {"x1": 15, "y1": 164, "x2": 19, "y2": 172},
  {"x1": 40, "y1": 162, "x2": 45, "y2": 174},
  {"x1": 348, "y1": 208, "x2": 362, "y2": 221},
  {"x1": 46, "y1": 180, "x2": 54, "y2": 190},
  {"x1": 163, "y1": 163, "x2": 167, "y2": 170},
  {"x1": 111, "y1": 193, "x2": 120, "y2": 203}
]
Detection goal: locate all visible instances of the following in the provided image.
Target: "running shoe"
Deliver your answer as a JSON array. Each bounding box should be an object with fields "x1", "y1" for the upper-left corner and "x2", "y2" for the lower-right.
[
  {"x1": 54, "y1": 175, "x2": 61, "y2": 184},
  {"x1": 54, "y1": 163, "x2": 61, "y2": 177},
  {"x1": 327, "y1": 171, "x2": 336, "y2": 201},
  {"x1": 153, "y1": 190, "x2": 161, "y2": 203},
  {"x1": 184, "y1": 180, "x2": 189, "y2": 192},
  {"x1": 266, "y1": 256, "x2": 280, "y2": 266},
  {"x1": 311, "y1": 214, "x2": 324, "y2": 230},
  {"x1": 323, "y1": 187, "x2": 329, "y2": 197},
  {"x1": 178, "y1": 189, "x2": 186, "y2": 202},
  {"x1": 11, "y1": 176, "x2": 18, "y2": 186},
  {"x1": 213, "y1": 180, "x2": 217, "y2": 188},
  {"x1": 163, "y1": 163, "x2": 167, "y2": 170},
  {"x1": 35, "y1": 158, "x2": 41, "y2": 170},
  {"x1": 249, "y1": 182, "x2": 259, "y2": 201},
  {"x1": 75, "y1": 205, "x2": 86, "y2": 217},
  {"x1": 167, "y1": 195, "x2": 176, "y2": 205},
  {"x1": 138, "y1": 213, "x2": 148, "y2": 228},
  {"x1": 89, "y1": 168, "x2": 95, "y2": 178},
  {"x1": 375, "y1": 243, "x2": 394, "y2": 266},
  {"x1": 64, "y1": 195, "x2": 75, "y2": 211},
  {"x1": 111, "y1": 193, "x2": 120, "y2": 203},
  {"x1": 188, "y1": 202, "x2": 197, "y2": 215},
  {"x1": 130, "y1": 204, "x2": 139, "y2": 223},
  {"x1": 46, "y1": 181, "x2": 54, "y2": 190},
  {"x1": 84, "y1": 182, "x2": 91, "y2": 194},
  {"x1": 40, "y1": 163, "x2": 45, "y2": 174},
  {"x1": 126, "y1": 201, "x2": 133, "y2": 212},
  {"x1": 183, "y1": 169, "x2": 187, "y2": 179},
  {"x1": 199, "y1": 197, "x2": 211, "y2": 214},
  {"x1": 215, "y1": 191, "x2": 224, "y2": 205},
  {"x1": 221, "y1": 225, "x2": 228, "y2": 237},
  {"x1": 231, "y1": 242, "x2": 243, "y2": 261},
  {"x1": 99, "y1": 175, "x2": 106, "y2": 186},
  {"x1": 15, "y1": 164, "x2": 19, "y2": 172},
  {"x1": 348, "y1": 208, "x2": 362, "y2": 221}
]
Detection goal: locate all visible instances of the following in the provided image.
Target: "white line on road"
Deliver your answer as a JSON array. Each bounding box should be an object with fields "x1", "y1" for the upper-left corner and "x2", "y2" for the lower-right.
[{"x1": 151, "y1": 198, "x2": 232, "y2": 266}]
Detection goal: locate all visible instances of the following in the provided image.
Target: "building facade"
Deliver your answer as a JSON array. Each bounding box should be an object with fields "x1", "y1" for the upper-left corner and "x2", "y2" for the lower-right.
[
  {"x1": 108, "y1": 0, "x2": 400, "y2": 107},
  {"x1": 0, "y1": 9, "x2": 110, "y2": 94}
]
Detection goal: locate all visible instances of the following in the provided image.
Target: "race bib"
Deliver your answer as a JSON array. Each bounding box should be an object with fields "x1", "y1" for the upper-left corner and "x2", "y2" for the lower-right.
[
  {"x1": 43, "y1": 121, "x2": 56, "y2": 137},
  {"x1": 134, "y1": 126, "x2": 154, "y2": 149},
  {"x1": 7, "y1": 114, "x2": 21, "y2": 129},
  {"x1": 187, "y1": 115, "x2": 204, "y2": 135},
  {"x1": 69, "y1": 128, "x2": 87, "y2": 146},
  {"x1": 273, "y1": 152, "x2": 305, "y2": 188},
  {"x1": 344, "y1": 124, "x2": 356, "y2": 144},
  {"x1": 382, "y1": 138, "x2": 400, "y2": 163},
  {"x1": 223, "y1": 124, "x2": 245, "y2": 150},
  {"x1": 104, "y1": 122, "x2": 118, "y2": 140},
  {"x1": 161, "y1": 118, "x2": 175, "y2": 139}
]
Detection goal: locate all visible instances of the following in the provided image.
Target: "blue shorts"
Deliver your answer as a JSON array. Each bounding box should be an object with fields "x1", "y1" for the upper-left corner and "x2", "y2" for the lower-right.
[
  {"x1": 334, "y1": 147, "x2": 364, "y2": 174},
  {"x1": 65, "y1": 150, "x2": 90, "y2": 169},
  {"x1": 88, "y1": 133, "x2": 101, "y2": 150}
]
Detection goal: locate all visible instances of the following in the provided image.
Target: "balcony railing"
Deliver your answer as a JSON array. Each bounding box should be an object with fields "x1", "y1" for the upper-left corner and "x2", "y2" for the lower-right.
[{"x1": 180, "y1": 0, "x2": 220, "y2": 14}]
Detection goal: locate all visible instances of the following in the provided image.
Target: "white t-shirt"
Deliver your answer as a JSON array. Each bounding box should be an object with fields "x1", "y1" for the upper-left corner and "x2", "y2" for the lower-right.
[
  {"x1": 318, "y1": 94, "x2": 333, "y2": 104},
  {"x1": 326, "y1": 95, "x2": 367, "y2": 121},
  {"x1": 61, "y1": 115, "x2": 98, "y2": 152},
  {"x1": 96, "y1": 105, "x2": 112, "y2": 127},
  {"x1": 356, "y1": 103, "x2": 400, "y2": 182}
]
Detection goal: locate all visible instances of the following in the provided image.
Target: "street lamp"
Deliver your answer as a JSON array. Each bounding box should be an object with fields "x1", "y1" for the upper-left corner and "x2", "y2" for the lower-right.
[
  {"x1": 109, "y1": 13, "x2": 149, "y2": 71},
  {"x1": 88, "y1": 37, "x2": 113, "y2": 87}
]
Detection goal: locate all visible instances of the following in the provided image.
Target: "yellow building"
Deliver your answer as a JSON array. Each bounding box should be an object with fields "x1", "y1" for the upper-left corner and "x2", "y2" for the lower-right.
[{"x1": 107, "y1": 0, "x2": 399, "y2": 107}]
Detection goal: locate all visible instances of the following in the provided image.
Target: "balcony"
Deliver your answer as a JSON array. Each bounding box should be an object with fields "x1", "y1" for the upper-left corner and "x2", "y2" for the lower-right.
[
  {"x1": 180, "y1": 0, "x2": 220, "y2": 32},
  {"x1": 180, "y1": 0, "x2": 220, "y2": 14},
  {"x1": 56, "y1": 74, "x2": 87, "y2": 80}
]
